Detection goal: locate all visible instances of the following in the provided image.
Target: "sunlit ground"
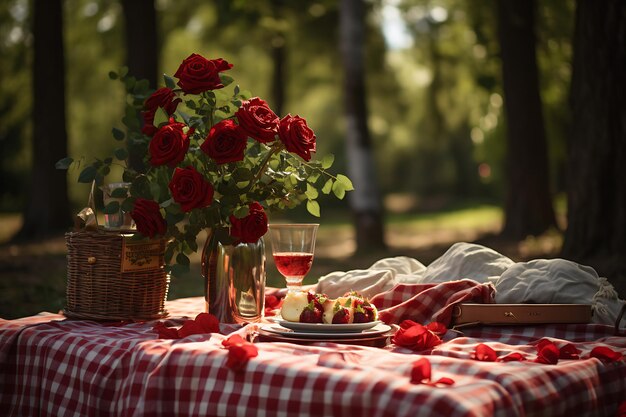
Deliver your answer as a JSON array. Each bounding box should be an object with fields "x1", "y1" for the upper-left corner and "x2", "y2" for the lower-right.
[{"x1": 0, "y1": 201, "x2": 567, "y2": 319}]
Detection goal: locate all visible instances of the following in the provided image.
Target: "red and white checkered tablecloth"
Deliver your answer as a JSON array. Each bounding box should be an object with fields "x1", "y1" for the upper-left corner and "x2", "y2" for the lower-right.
[{"x1": 1, "y1": 283, "x2": 625, "y2": 417}]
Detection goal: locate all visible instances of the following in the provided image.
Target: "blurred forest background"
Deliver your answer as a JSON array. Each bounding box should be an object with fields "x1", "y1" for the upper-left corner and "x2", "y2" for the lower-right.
[{"x1": 1, "y1": 0, "x2": 625, "y2": 319}]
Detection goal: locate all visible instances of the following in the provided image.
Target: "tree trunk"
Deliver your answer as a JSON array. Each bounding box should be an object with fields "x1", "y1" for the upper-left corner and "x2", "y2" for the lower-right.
[
  {"x1": 14, "y1": 0, "x2": 71, "y2": 240},
  {"x1": 562, "y1": 0, "x2": 626, "y2": 285},
  {"x1": 270, "y1": 40, "x2": 286, "y2": 117},
  {"x1": 121, "y1": 0, "x2": 158, "y2": 172},
  {"x1": 339, "y1": 0, "x2": 386, "y2": 251},
  {"x1": 497, "y1": 0, "x2": 557, "y2": 239}
]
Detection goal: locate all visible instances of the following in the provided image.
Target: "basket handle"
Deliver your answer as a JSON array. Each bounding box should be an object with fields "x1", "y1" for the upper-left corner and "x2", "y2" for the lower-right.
[{"x1": 74, "y1": 180, "x2": 99, "y2": 230}]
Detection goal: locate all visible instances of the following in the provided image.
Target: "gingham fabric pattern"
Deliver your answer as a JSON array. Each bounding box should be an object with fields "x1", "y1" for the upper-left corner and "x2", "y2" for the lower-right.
[
  {"x1": 1, "y1": 288, "x2": 624, "y2": 417},
  {"x1": 371, "y1": 279, "x2": 496, "y2": 325}
]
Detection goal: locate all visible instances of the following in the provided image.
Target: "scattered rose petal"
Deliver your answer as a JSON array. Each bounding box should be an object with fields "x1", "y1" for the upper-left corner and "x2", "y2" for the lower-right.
[
  {"x1": 497, "y1": 352, "x2": 526, "y2": 362},
  {"x1": 426, "y1": 322, "x2": 447, "y2": 335},
  {"x1": 178, "y1": 320, "x2": 205, "y2": 338},
  {"x1": 399, "y1": 319, "x2": 421, "y2": 330},
  {"x1": 222, "y1": 334, "x2": 247, "y2": 348},
  {"x1": 222, "y1": 334, "x2": 258, "y2": 371},
  {"x1": 410, "y1": 358, "x2": 454, "y2": 386},
  {"x1": 195, "y1": 313, "x2": 220, "y2": 333},
  {"x1": 393, "y1": 323, "x2": 442, "y2": 351},
  {"x1": 559, "y1": 343, "x2": 581, "y2": 360},
  {"x1": 474, "y1": 343, "x2": 497, "y2": 362},
  {"x1": 153, "y1": 321, "x2": 179, "y2": 339},
  {"x1": 432, "y1": 377, "x2": 455, "y2": 386},
  {"x1": 153, "y1": 313, "x2": 221, "y2": 340},
  {"x1": 410, "y1": 358, "x2": 432, "y2": 384},
  {"x1": 535, "y1": 341, "x2": 559, "y2": 364},
  {"x1": 536, "y1": 338, "x2": 553, "y2": 351},
  {"x1": 588, "y1": 346, "x2": 624, "y2": 363}
]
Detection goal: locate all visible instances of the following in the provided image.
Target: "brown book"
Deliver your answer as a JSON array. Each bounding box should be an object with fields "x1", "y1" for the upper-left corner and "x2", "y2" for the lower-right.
[{"x1": 452, "y1": 303, "x2": 592, "y2": 327}]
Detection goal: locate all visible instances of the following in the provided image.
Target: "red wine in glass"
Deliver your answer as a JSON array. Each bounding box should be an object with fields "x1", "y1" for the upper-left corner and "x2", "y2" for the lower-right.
[
  {"x1": 269, "y1": 224, "x2": 319, "y2": 292},
  {"x1": 273, "y1": 252, "x2": 314, "y2": 277}
]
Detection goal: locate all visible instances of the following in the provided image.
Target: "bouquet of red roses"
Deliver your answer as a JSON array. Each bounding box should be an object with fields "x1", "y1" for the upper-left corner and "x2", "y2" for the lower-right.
[{"x1": 58, "y1": 53, "x2": 352, "y2": 269}]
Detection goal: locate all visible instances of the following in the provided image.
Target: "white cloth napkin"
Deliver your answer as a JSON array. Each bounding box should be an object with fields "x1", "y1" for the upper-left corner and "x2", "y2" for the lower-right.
[{"x1": 315, "y1": 242, "x2": 626, "y2": 327}]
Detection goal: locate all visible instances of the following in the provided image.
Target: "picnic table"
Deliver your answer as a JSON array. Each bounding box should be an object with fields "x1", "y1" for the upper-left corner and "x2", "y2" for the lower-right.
[{"x1": 1, "y1": 284, "x2": 625, "y2": 417}]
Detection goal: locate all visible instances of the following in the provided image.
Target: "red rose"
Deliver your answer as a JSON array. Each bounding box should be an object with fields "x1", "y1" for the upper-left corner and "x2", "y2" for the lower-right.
[
  {"x1": 229, "y1": 202, "x2": 268, "y2": 244},
  {"x1": 278, "y1": 114, "x2": 316, "y2": 161},
  {"x1": 149, "y1": 119, "x2": 190, "y2": 167},
  {"x1": 174, "y1": 53, "x2": 233, "y2": 94},
  {"x1": 142, "y1": 87, "x2": 181, "y2": 136},
  {"x1": 130, "y1": 198, "x2": 167, "y2": 238},
  {"x1": 169, "y1": 166, "x2": 214, "y2": 212},
  {"x1": 235, "y1": 97, "x2": 279, "y2": 143},
  {"x1": 200, "y1": 119, "x2": 247, "y2": 164}
]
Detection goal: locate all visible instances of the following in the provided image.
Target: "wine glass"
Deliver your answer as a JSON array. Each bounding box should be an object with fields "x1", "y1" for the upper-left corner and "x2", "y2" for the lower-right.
[{"x1": 268, "y1": 223, "x2": 319, "y2": 292}]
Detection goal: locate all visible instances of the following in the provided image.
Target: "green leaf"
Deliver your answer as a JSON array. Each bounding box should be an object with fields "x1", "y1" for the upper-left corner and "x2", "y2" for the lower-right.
[
  {"x1": 185, "y1": 100, "x2": 197, "y2": 110},
  {"x1": 336, "y1": 174, "x2": 354, "y2": 191},
  {"x1": 78, "y1": 165, "x2": 97, "y2": 183},
  {"x1": 233, "y1": 205, "x2": 250, "y2": 219},
  {"x1": 306, "y1": 172, "x2": 321, "y2": 183},
  {"x1": 306, "y1": 200, "x2": 321, "y2": 217},
  {"x1": 121, "y1": 197, "x2": 135, "y2": 212},
  {"x1": 305, "y1": 183, "x2": 319, "y2": 200},
  {"x1": 119, "y1": 66, "x2": 129, "y2": 78},
  {"x1": 332, "y1": 180, "x2": 346, "y2": 199},
  {"x1": 108, "y1": 71, "x2": 118, "y2": 80},
  {"x1": 149, "y1": 181, "x2": 161, "y2": 201},
  {"x1": 112, "y1": 127, "x2": 125, "y2": 141},
  {"x1": 321, "y1": 154, "x2": 335, "y2": 169},
  {"x1": 164, "y1": 74, "x2": 176, "y2": 89},
  {"x1": 114, "y1": 147, "x2": 129, "y2": 161},
  {"x1": 111, "y1": 187, "x2": 128, "y2": 198},
  {"x1": 176, "y1": 246, "x2": 191, "y2": 264},
  {"x1": 153, "y1": 107, "x2": 169, "y2": 127},
  {"x1": 219, "y1": 73, "x2": 234, "y2": 87},
  {"x1": 55, "y1": 157, "x2": 73, "y2": 170},
  {"x1": 103, "y1": 201, "x2": 120, "y2": 214},
  {"x1": 321, "y1": 178, "x2": 333, "y2": 194}
]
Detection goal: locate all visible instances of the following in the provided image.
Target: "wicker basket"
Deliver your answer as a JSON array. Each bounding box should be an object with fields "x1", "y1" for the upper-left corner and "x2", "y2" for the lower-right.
[{"x1": 64, "y1": 229, "x2": 170, "y2": 321}]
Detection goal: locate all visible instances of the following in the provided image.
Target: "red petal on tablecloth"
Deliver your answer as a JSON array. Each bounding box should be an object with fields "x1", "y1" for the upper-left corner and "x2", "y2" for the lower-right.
[
  {"x1": 195, "y1": 313, "x2": 220, "y2": 333},
  {"x1": 474, "y1": 343, "x2": 497, "y2": 362},
  {"x1": 153, "y1": 321, "x2": 180, "y2": 339},
  {"x1": 535, "y1": 341, "x2": 560, "y2": 364},
  {"x1": 559, "y1": 343, "x2": 581, "y2": 360},
  {"x1": 497, "y1": 352, "x2": 526, "y2": 362},
  {"x1": 372, "y1": 279, "x2": 495, "y2": 326},
  {"x1": 393, "y1": 323, "x2": 442, "y2": 351},
  {"x1": 222, "y1": 334, "x2": 258, "y2": 371},
  {"x1": 410, "y1": 357, "x2": 455, "y2": 386},
  {"x1": 588, "y1": 346, "x2": 624, "y2": 363},
  {"x1": 410, "y1": 358, "x2": 431, "y2": 384}
]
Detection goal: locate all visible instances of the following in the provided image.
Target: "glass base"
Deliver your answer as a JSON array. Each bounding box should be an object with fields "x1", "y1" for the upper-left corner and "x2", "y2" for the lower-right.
[{"x1": 285, "y1": 276, "x2": 304, "y2": 292}]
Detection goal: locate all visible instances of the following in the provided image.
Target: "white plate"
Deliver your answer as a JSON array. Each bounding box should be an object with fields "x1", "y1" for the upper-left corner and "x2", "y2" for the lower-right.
[
  {"x1": 260, "y1": 323, "x2": 392, "y2": 339},
  {"x1": 270, "y1": 318, "x2": 382, "y2": 333}
]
